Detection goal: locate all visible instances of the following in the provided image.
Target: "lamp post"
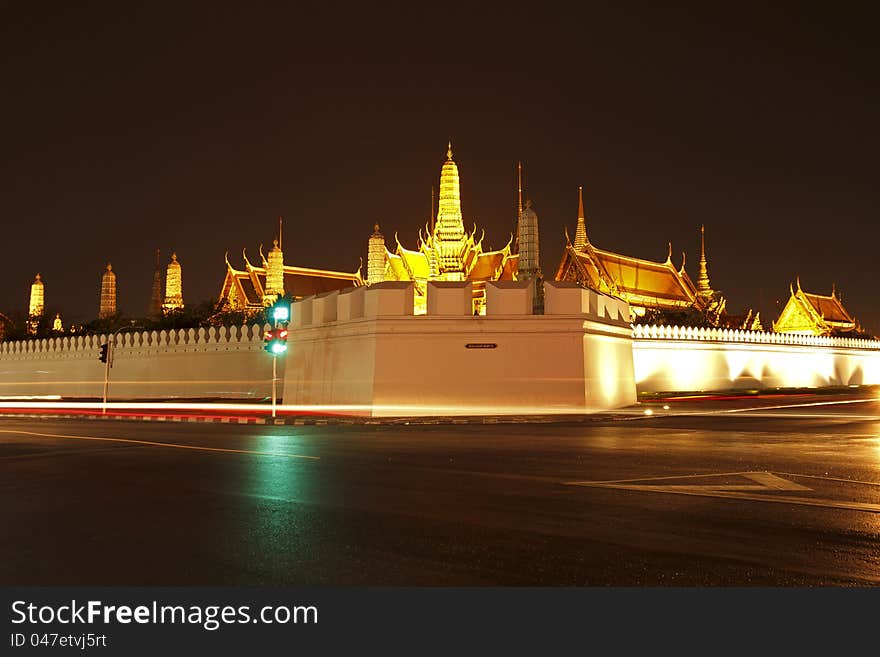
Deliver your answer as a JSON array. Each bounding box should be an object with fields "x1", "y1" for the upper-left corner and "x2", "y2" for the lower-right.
[{"x1": 101, "y1": 322, "x2": 142, "y2": 414}]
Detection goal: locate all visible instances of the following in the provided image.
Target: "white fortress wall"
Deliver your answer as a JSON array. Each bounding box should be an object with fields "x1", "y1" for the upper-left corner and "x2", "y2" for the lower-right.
[
  {"x1": 282, "y1": 280, "x2": 637, "y2": 416},
  {"x1": 0, "y1": 324, "x2": 274, "y2": 399},
  {"x1": 632, "y1": 325, "x2": 880, "y2": 393}
]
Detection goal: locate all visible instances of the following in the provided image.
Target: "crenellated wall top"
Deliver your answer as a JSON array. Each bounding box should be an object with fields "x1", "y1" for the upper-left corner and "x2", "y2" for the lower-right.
[
  {"x1": 632, "y1": 324, "x2": 880, "y2": 351},
  {"x1": 0, "y1": 323, "x2": 269, "y2": 358}
]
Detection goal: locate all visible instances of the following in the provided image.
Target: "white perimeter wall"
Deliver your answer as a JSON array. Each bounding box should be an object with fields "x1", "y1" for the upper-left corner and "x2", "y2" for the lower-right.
[
  {"x1": 283, "y1": 281, "x2": 637, "y2": 416},
  {"x1": 0, "y1": 324, "x2": 274, "y2": 400},
  {"x1": 632, "y1": 326, "x2": 880, "y2": 393}
]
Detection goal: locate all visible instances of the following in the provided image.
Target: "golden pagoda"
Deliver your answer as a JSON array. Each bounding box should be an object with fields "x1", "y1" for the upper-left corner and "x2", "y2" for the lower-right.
[
  {"x1": 162, "y1": 252, "x2": 184, "y2": 313},
  {"x1": 380, "y1": 142, "x2": 519, "y2": 314},
  {"x1": 772, "y1": 280, "x2": 859, "y2": 336},
  {"x1": 99, "y1": 263, "x2": 117, "y2": 319},
  {"x1": 28, "y1": 273, "x2": 45, "y2": 335}
]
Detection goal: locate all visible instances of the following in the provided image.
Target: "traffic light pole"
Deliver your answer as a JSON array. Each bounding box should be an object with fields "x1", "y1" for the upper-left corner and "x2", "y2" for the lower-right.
[
  {"x1": 101, "y1": 323, "x2": 141, "y2": 415},
  {"x1": 101, "y1": 340, "x2": 112, "y2": 414},
  {"x1": 271, "y1": 356, "x2": 277, "y2": 419}
]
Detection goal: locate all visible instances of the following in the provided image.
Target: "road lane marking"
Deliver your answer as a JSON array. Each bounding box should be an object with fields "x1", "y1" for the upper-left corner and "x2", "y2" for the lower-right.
[
  {"x1": 0, "y1": 428, "x2": 319, "y2": 460},
  {"x1": 563, "y1": 470, "x2": 880, "y2": 513}
]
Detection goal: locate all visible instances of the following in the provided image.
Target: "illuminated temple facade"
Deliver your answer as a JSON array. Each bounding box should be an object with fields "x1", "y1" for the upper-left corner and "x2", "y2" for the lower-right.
[
  {"x1": 219, "y1": 233, "x2": 363, "y2": 311},
  {"x1": 368, "y1": 143, "x2": 519, "y2": 314},
  {"x1": 555, "y1": 187, "x2": 716, "y2": 320},
  {"x1": 772, "y1": 280, "x2": 860, "y2": 336}
]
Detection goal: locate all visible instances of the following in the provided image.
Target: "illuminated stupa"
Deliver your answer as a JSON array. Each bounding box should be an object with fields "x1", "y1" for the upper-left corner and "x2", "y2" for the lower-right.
[
  {"x1": 28, "y1": 273, "x2": 45, "y2": 335},
  {"x1": 99, "y1": 263, "x2": 117, "y2": 319},
  {"x1": 163, "y1": 253, "x2": 184, "y2": 313},
  {"x1": 379, "y1": 142, "x2": 520, "y2": 314}
]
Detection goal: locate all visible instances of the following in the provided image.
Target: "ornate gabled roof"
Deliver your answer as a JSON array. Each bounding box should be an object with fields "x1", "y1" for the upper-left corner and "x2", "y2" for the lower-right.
[
  {"x1": 591, "y1": 246, "x2": 696, "y2": 304},
  {"x1": 221, "y1": 256, "x2": 363, "y2": 308},
  {"x1": 501, "y1": 253, "x2": 519, "y2": 280},
  {"x1": 556, "y1": 240, "x2": 697, "y2": 310},
  {"x1": 797, "y1": 283, "x2": 854, "y2": 326},
  {"x1": 468, "y1": 251, "x2": 506, "y2": 281}
]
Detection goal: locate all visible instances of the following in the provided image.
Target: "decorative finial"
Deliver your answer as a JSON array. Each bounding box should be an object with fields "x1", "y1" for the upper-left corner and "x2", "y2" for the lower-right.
[
  {"x1": 525, "y1": 199, "x2": 532, "y2": 209},
  {"x1": 171, "y1": 252, "x2": 178, "y2": 262},
  {"x1": 447, "y1": 141, "x2": 453, "y2": 160},
  {"x1": 35, "y1": 273, "x2": 41, "y2": 282},
  {"x1": 517, "y1": 162, "x2": 523, "y2": 219},
  {"x1": 273, "y1": 239, "x2": 279, "y2": 248},
  {"x1": 374, "y1": 222, "x2": 380, "y2": 232},
  {"x1": 577, "y1": 186, "x2": 584, "y2": 219},
  {"x1": 106, "y1": 262, "x2": 112, "y2": 272}
]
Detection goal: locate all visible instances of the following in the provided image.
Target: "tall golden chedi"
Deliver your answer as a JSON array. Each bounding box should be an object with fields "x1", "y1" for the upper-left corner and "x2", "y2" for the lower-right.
[
  {"x1": 696, "y1": 224, "x2": 713, "y2": 297},
  {"x1": 28, "y1": 273, "x2": 45, "y2": 335},
  {"x1": 367, "y1": 223, "x2": 385, "y2": 285},
  {"x1": 263, "y1": 239, "x2": 285, "y2": 305},
  {"x1": 433, "y1": 142, "x2": 467, "y2": 279},
  {"x1": 162, "y1": 253, "x2": 184, "y2": 313},
  {"x1": 378, "y1": 142, "x2": 519, "y2": 314},
  {"x1": 99, "y1": 263, "x2": 117, "y2": 319}
]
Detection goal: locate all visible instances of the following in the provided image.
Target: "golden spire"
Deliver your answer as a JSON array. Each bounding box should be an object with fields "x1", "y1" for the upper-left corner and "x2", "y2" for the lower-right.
[
  {"x1": 696, "y1": 224, "x2": 713, "y2": 296},
  {"x1": 278, "y1": 216, "x2": 283, "y2": 250},
  {"x1": 264, "y1": 235, "x2": 285, "y2": 304},
  {"x1": 163, "y1": 252, "x2": 183, "y2": 313},
  {"x1": 99, "y1": 262, "x2": 117, "y2": 319},
  {"x1": 517, "y1": 161, "x2": 523, "y2": 220},
  {"x1": 573, "y1": 186, "x2": 587, "y2": 250},
  {"x1": 434, "y1": 141, "x2": 466, "y2": 279},
  {"x1": 28, "y1": 272, "x2": 45, "y2": 334}
]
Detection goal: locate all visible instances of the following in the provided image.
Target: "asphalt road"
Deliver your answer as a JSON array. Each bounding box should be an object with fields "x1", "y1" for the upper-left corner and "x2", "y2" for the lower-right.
[{"x1": 2, "y1": 395, "x2": 879, "y2": 585}]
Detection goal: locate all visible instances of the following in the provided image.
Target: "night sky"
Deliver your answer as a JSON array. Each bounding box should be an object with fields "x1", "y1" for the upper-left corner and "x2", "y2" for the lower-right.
[{"x1": 2, "y1": 4, "x2": 878, "y2": 334}]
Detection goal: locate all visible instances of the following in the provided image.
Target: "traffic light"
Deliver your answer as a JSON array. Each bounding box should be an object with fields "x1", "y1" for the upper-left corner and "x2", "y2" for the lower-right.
[
  {"x1": 263, "y1": 328, "x2": 288, "y2": 355},
  {"x1": 271, "y1": 300, "x2": 290, "y2": 324},
  {"x1": 98, "y1": 343, "x2": 109, "y2": 363}
]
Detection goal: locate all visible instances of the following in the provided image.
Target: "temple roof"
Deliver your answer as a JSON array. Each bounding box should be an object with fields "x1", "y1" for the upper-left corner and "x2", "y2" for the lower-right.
[
  {"x1": 222, "y1": 262, "x2": 362, "y2": 307},
  {"x1": 800, "y1": 290, "x2": 853, "y2": 324},
  {"x1": 468, "y1": 251, "x2": 506, "y2": 281},
  {"x1": 558, "y1": 243, "x2": 696, "y2": 308}
]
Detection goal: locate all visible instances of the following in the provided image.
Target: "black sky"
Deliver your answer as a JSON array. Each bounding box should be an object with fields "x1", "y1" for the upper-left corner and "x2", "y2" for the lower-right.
[{"x1": 2, "y1": 3, "x2": 878, "y2": 333}]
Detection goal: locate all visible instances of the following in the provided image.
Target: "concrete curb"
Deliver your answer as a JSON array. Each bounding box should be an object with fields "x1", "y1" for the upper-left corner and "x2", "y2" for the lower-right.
[{"x1": 0, "y1": 411, "x2": 636, "y2": 426}]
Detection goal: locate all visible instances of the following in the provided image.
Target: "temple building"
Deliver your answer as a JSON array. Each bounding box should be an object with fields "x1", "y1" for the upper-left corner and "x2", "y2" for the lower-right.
[
  {"x1": 555, "y1": 187, "x2": 708, "y2": 318},
  {"x1": 99, "y1": 263, "x2": 117, "y2": 319},
  {"x1": 772, "y1": 280, "x2": 861, "y2": 336},
  {"x1": 218, "y1": 229, "x2": 363, "y2": 311},
  {"x1": 28, "y1": 273, "x2": 44, "y2": 335},
  {"x1": 163, "y1": 253, "x2": 184, "y2": 313},
  {"x1": 372, "y1": 143, "x2": 520, "y2": 314}
]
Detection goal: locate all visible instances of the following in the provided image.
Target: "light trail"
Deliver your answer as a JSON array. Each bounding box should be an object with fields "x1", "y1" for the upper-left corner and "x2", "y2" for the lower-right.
[{"x1": 0, "y1": 428, "x2": 320, "y2": 460}]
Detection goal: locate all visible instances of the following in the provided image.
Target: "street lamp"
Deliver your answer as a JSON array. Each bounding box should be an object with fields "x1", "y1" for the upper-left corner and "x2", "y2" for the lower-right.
[{"x1": 101, "y1": 321, "x2": 142, "y2": 414}]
